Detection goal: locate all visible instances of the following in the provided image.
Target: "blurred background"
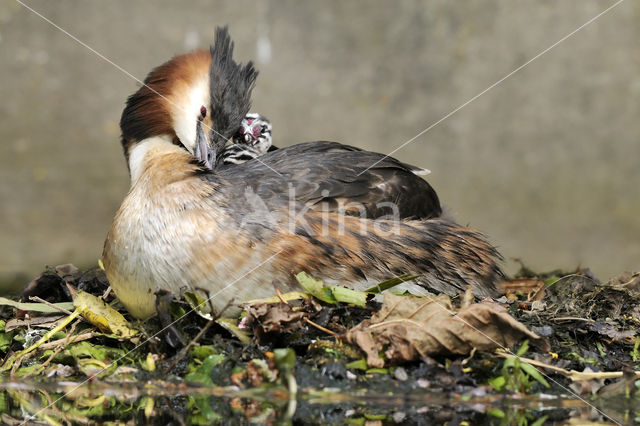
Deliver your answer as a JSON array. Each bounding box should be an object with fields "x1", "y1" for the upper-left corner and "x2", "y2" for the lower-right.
[{"x1": 1, "y1": 1, "x2": 638, "y2": 293}]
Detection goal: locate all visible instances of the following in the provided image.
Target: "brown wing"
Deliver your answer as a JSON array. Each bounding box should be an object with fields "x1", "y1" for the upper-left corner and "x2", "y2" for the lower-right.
[{"x1": 215, "y1": 141, "x2": 441, "y2": 220}]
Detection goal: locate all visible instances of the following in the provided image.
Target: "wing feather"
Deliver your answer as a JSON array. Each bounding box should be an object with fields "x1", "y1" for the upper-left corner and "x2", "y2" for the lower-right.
[{"x1": 214, "y1": 141, "x2": 442, "y2": 220}]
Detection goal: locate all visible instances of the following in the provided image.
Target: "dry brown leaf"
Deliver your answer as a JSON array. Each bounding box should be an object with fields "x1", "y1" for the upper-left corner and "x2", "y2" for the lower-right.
[
  {"x1": 244, "y1": 302, "x2": 306, "y2": 336},
  {"x1": 342, "y1": 293, "x2": 542, "y2": 367},
  {"x1": 5, "y1": 315, "x2": 65, "y2": 332},
  {"x1": 607, "y1": 271, "x2": 640, "y2": 293},
  {"x1": 591, "y1": 321, "x2": 636, "y2": 340}
]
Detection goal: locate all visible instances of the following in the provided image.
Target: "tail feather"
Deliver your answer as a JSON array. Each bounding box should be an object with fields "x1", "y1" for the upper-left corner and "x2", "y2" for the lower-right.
[
  {"x1": 279, "y1": 215, "x2": 503, "y2": 298},
  {"x1": 408, "y1": 219, "x2": 503, "y2": 297},
  {"x1": 363, "y1": 218, "x2": 503, "y2": 298},
  {"x1": 209, "y1": 26, "x2": 259, "y2": 155}
]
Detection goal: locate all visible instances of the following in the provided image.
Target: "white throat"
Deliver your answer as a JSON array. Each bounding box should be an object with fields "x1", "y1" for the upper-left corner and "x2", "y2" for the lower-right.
[{"x1": 128, "y1": 135, "x2": 175, "y2": 184}]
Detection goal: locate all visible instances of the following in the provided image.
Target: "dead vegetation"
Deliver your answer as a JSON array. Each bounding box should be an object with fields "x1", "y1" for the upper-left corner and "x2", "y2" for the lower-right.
[{"x1": 0, "y1": 263, "x2": 638, "y2": 424}]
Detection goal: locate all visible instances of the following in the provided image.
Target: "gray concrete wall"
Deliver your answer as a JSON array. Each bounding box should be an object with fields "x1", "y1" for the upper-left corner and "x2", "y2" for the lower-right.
[{"x1": 1, "y1": 0, "x2": 638, "y2": 292}]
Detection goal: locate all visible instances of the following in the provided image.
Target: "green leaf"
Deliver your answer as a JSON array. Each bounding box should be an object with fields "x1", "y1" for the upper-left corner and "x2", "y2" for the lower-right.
[
  {"x1": 76, "y1": 357, "x2": 118, "y2": 378},
  {"x1": 365, "y1": 368, "x2": 388, "y2": 374},
  {"x1": 544, "y1": 277, "x2": 562, "y2": 287},
  {"x1": 520, "y1": 362, "x2": 550, "y2": 388},
  {"x1": 328, "y1": 286, "x2": 367, "y2": 307},
  {"x1": 516, "y1": 340, "x2": 529, "y2": 357},
  {"x1": 15, "y1": 364, "x2": 41, "y2": 377},
  {"x1": 185, "y1": 354, "x2": 225, "y2": 386},
  {"x1": 488, "y1": 376, "x2": 506, "y2": 391},
  {"x1": 364, "y1": 413, "x2": 387, "y2": 420},
  {"x1": 365, "y1": 274, "x2": 421, "y2": 293},
  {"x1": 0, "y1": 392, "x2": 7, "y2": 415},
  {"x1": 487, "y1": 408, "x2": 505, "y2": 418},
  {"x1": 632, "y1": 337, "x2": 639, "y2": 362},
  {"x1": 530, "y1": 416, "x2": 549, "y2": 426},
  {"x1": 0, "y1": 331, "x2": 13, "y2": 353},
  {"x1": 346, "y1": 359, "x2": 368, "y2": 370},
  {"x1": 503, "y1": 357, "x2": 516, "y2": 369},
  {"x1": 189, "y1": 345, "x2": 219, "y2": 361},
  {"x1": 295, "y1": 272, "x2": 336, "y2": 303},
  {"x1": 273, "y1": 348, "x2": 296, "y2": 373},
  {"x1": 215, "y1": 318, "x2": 251, "y2": 344},
  {"x1": 62, "y1": 341, "x2": 126, "y2": 362},
  {"x1": 188, "y1": 395, "x2": 223, "y2": 424},
  {"x1": 296, "y1": 272, "x2": 368, "y2": 306},
  {"x1": 169, "y1": 303, "x2": 187, "y2": 320},
  {"x1": 142, "y1": 353, "x2": 155, "y2": 372},
  {"x1": 244, "y1": 291, "x2": 308, "y2": 305},
  {"x1": 183, "y1": 291, "x2": 213, "y2": 320},
  {"x1": 0, "y1": 297, "x2": 74, "y2": 314}
]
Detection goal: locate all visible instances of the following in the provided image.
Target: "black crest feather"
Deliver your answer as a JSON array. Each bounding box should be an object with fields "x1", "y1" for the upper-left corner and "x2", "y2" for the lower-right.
[{"x1": 209, "y1": 26, "x2": 259, "y2": 157}]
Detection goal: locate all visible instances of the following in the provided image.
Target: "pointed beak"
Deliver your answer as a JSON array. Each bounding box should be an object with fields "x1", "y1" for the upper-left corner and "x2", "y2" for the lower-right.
[
  {"x1": 194, "y1": 116, "x2": 216, "y2": 169},
  {"x1": 243, "y1": 131, "x2": 253, "y2": 144},
  {"x1": 238, "y1": 123, "x2": 251, "y2": 144}
]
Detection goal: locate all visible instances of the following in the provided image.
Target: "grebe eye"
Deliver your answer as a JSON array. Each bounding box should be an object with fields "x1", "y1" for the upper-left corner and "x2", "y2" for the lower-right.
[{"x1": 200, "y1": 106, "x2": 207, "y2": 118}]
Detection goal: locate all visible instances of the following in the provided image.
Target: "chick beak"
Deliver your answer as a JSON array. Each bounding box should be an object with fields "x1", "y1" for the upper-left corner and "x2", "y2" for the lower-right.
[
  {"x1": 243, "y1": 132, "x2": 254, "y2": 144},
  {"x1": 242, "y1": 123, "x2": 260, "y2": 146},
  {"x1": 194, "y1": 114, "x2": 215, "y2": 170}
]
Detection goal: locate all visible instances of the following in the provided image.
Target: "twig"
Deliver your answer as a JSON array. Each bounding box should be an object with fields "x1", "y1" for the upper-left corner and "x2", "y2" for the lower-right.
[
  {"x1": 494, "y1": 352, "x2": 640, "y2": 382},
  {"x1": 304, "y1": 318, "x2": 337, "y2": 336},
  {"x1": 101, "y1": 286, "x2": 112, "y2": 301},
  {"x1": 275, "y1": 287, "x2": 289, "y2": 305},
  {"x1": 10, "y1": 351, "x2": 33, "y2": 376},
  {"x1": 164, "y1": 321, "x2": 216, "y2": 375},
  {"x1": 39, "y1": 389, "x2": 71, "y2": 426},
  {"x1": 164, "y1": 299, "x2": 235, "y2": 375},
  {"x1": 24, "y1": 345, "x2": 65, "y2": 379},
  {"x1": 28, "y1": 296, "x2": 73, "y2": 315},
  {"x1": 39, "y1": 332, "x2": 96, "y2": 351},
  {"x1": 552, "y1": 316, "x2": 595, "y2": 323},
  {"x1": 23, "y1": 318, "x2": 83, "y2": 379},
  {"x1": 0, "y1": 309, "x2": 81, "y2": 373}
]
